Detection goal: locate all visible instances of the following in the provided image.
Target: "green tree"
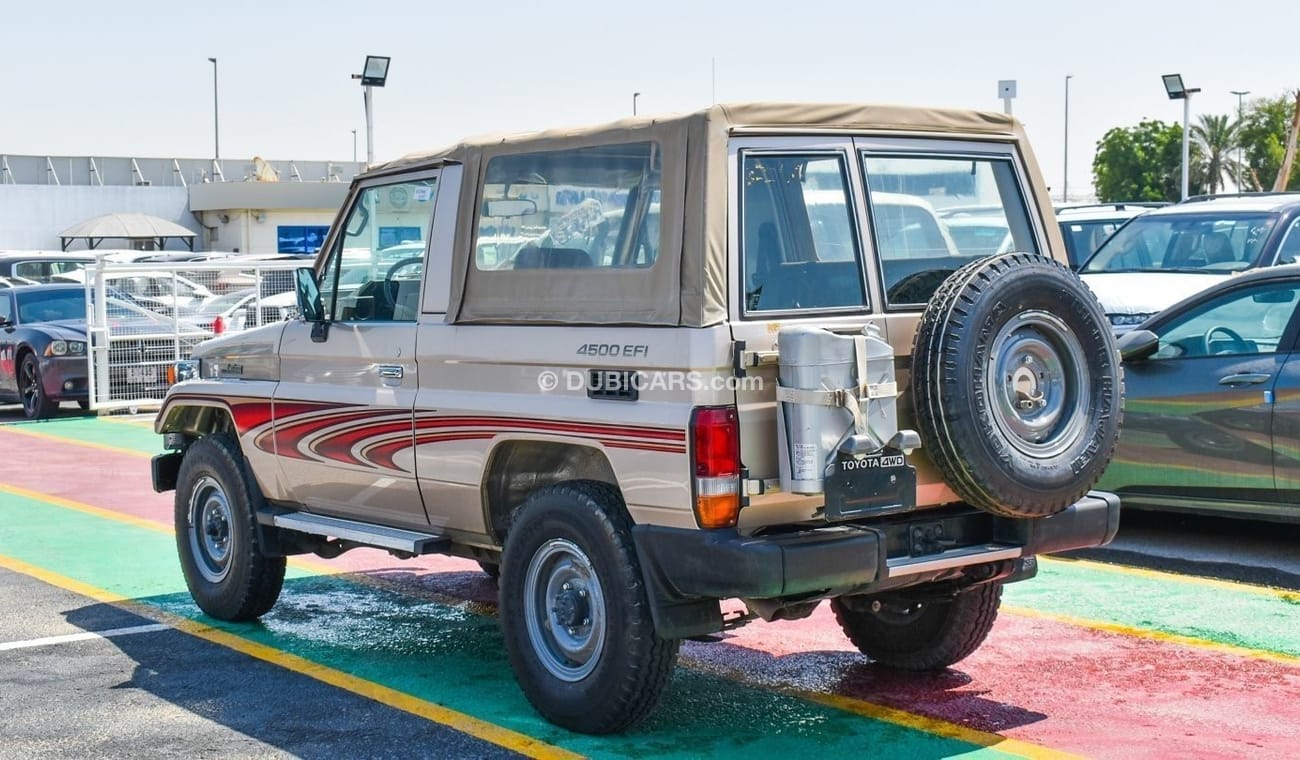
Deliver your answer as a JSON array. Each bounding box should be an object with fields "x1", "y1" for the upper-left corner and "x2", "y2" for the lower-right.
[
  {"x1": 1092, "y1": 120, "x2": 1203, "y2": 202},
  {"x1": 1236, "y1": 94, "x2": 1300, "y2": 191},
  {"x1": 1191, "y1": 114, "x2": 1238, "y2": 195}
]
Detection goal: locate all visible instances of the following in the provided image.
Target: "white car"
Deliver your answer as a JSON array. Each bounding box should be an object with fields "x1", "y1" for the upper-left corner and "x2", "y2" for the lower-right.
[
  {"x1": 56, "y1": 269, "x2": 214, "y2": 315},
  {"x1": 1079, "y1": 194, "x2": 1300, "y2": 331},
  {"x1": 1055, "y1": 203, "x2": 1164, "y2": 269}
]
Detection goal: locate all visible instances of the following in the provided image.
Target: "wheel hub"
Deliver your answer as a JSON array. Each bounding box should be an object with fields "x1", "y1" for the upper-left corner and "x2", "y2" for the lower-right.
[
  {"x1": 551, "y1": 586, "x2": 590, "y2": 628},
  {"x1": 188, "y1": 476, "x2": 234, "y2": 584},
  {"x1": 523, "y1": 538, "x2": 606, "y2": 682},
  {"x1": 987, "y1": 311, "x2": 1089, "y2": 458}
]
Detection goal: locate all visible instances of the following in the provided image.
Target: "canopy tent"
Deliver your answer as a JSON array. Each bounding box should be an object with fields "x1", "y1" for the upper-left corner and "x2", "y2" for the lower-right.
[{"x1": 59, "y1": 213, "x2": 197, "y2": 251}]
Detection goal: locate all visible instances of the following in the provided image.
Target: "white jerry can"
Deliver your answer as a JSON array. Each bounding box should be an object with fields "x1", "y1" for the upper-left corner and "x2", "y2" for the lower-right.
[{"x1": 775, "y1": 324, "x2": 915, "y2": 495}]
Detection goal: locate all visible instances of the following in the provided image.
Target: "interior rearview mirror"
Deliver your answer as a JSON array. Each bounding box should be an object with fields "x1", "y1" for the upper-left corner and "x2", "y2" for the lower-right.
[
  {"x1": 1253, "y1": 289, "x2": 1295, "y2": 304},
  {"x1": 1116, "y1": 329, "x2": 1159, "y2": 362},
  {"x1": 482, "y1": 198, "x2": 538, "y2": 218}
]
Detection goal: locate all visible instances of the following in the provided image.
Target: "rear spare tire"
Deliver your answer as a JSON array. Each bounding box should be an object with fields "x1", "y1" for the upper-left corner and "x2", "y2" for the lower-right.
[{"x1": 911, "y1": 252, "x2": 1122, "y2": 518}]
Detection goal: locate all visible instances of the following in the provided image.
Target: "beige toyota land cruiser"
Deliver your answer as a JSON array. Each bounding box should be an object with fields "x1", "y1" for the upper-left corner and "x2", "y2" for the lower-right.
[{"x1": 152, "y1": 103, "x2": 1123, "y2": 734}]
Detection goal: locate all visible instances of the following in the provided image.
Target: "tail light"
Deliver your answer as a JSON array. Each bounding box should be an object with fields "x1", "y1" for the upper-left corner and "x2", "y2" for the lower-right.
[
  {"x1": 212, "y1": 315, "x2": 225, "y2": 335},
  {"x1": 690, "y1": 405, "x2": 741, "y2": 529}
]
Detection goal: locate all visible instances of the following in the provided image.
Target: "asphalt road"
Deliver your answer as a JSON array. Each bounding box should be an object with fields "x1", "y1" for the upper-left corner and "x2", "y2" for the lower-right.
[{"x1": 0, "y1": 568, "x2": 517, "y2": 760}]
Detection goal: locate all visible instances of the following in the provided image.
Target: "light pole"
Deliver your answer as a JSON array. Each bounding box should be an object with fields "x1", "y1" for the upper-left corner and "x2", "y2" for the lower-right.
[
  {"x1": 352, "y1": 55, "x2": 391, "y2": 166},
  {"x1": 1162, "y1": 74, "x2": 1200, "y2": 201},
  {"x1": 633, "y1": 92, "x2": 640, "y2": 116},
  {"x1": 1231, "y1": 89, "x2": 1251, "y2": 191},
  {"x1": 1063, "y1": 74, "x2": 1073, "y2": 204},
  {"x1": 207, "y1": 57, "x2": 220, "y2": 163}
]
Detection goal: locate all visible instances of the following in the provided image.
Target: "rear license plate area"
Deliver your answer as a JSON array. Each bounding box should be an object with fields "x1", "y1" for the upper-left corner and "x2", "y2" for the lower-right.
[{"x1": 823, "y1": 449, "x2": 916, "y2": 521}]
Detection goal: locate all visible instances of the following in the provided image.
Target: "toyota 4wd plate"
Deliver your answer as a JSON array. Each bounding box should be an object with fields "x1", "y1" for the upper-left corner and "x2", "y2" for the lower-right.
[{"x1": 823, "y1": 450, "x2": 916, "y2": 520}]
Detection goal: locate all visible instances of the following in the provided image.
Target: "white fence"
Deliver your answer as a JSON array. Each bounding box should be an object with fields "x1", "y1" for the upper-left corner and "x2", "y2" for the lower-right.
[{"x1": 83, "y1": 260, "x2": 304, "y2": 412}]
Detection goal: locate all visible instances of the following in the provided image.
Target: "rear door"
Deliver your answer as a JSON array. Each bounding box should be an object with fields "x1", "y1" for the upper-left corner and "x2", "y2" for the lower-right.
[{"x1": 272, "y1": 171, "x2": 442, "y2": 528}]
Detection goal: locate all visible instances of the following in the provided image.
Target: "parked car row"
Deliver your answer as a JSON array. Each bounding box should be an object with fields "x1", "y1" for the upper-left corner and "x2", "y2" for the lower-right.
[{"x1": 0, "y1": 283, "x2": 210, "y2": 419}]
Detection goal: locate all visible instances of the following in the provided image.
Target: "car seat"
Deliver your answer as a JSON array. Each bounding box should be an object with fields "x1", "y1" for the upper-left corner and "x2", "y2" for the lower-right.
[{"x1": 1201, "y1": 232, "x2": 1233, "y2": 265}]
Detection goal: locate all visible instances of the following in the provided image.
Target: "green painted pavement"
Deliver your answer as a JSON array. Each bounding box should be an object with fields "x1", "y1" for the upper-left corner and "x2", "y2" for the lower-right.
[
  {"x1": 4, "y1": 416, "x2": 164, "y2": 454},
  {"x1": 0, "y1": 489, "x2": 1015, "y2": 759},
  {"x1": 1005, "y1": 560, "x2": 1300, "y2": 658}
]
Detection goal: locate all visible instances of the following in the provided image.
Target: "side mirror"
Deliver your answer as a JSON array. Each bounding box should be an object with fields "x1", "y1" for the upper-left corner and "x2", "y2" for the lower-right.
[
  {"x1": 1116, "y1": 329, "x2": 1159, "y2": 362},
  {"x1": 295, "y1": 267, "x2": 323, "y2": 321},
  {"x1": 295, "y1": 267, "x2": 330, "y2": 342},
  {"x1": 0, "y1": 316, "x2": 12, "y2": 329}
]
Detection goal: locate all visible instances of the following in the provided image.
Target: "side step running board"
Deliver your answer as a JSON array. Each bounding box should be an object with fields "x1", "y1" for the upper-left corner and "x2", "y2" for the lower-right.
[{"x1": 272, "y1": 512, "x2": 450, "y2": 555}]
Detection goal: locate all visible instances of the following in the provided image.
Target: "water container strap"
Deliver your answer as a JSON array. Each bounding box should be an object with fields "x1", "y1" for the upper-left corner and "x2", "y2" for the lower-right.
[{"x1": 775, "y1": 385, "x2": 842, "y2": 406}]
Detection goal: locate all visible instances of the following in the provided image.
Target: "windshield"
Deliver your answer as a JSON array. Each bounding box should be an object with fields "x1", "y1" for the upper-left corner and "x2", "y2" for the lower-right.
[
  {"x1": 1059, "y1": 219, "x2": 1128, "y2": 267},
  {"x1": 1081, "y1": 212, "x2": 1278, "y2": 274}
]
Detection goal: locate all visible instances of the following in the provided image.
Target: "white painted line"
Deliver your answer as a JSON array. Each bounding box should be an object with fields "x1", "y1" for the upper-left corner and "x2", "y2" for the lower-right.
[{"x1": 0, "y1": 623, "x2": 170, "y2": 652}]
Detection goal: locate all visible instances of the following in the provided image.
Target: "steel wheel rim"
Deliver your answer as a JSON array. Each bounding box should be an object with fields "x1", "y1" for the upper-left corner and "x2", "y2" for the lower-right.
[
  {"x1": 189, "y1": 475, "x2": 234, "y2": 583},
  {"x1": 20, "y1": 359, "x2": 41, "y2": 416},
  {"x1": 522, "y1": 538, "x2": 606, "y2": 682},
  {"x1": 987, "y1": 310, "x2": 1090, "y2": 458}
]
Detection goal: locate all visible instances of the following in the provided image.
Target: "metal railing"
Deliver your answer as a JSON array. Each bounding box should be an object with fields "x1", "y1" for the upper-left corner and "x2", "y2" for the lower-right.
[{"x1": 82, "y1": 259, "x2": 303, "y2": 412}]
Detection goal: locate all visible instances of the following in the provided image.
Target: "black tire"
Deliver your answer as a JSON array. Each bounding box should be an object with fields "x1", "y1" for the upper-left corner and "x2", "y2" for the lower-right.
[
  {"x1": 831, "y1": 583, "x2": 1002, "y2": 670},
  {"x1": 19, "y1": 353, "x2": 58, "y2": 420},
  {"x1": 911, "y1": 252, "x2": 1123, "y2": 518},
  {"x1": 500, "y1": 480, "x2": 679, "y2": 734},
  {"x1": 478, "y1": 560, "x2": 500, "y2": 580},
  {"x1": 175, "y1": 434, "x2": 286, "y2": 621}
]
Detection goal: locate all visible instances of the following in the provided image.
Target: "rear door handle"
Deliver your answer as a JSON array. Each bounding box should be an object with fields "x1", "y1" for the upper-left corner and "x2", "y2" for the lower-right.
[
  {"x1": 1218, "y1": 372, "x2": 1270, "y2": 386},
  {"x1": 377, "y1": 365, "x2": 404, "y2": 380}
]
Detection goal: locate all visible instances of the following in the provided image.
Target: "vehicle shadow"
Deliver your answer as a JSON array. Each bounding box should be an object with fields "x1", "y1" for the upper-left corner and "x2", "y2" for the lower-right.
[
  {"x1": 679, "y1": 638, "x2": 1049, "y2": 734},
  {"x1": 1061, "y1": 509, "x2": 1300, "y2": 590}
]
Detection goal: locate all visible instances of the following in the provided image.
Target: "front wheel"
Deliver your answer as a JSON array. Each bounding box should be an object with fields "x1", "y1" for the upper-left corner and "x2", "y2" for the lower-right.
[
  {"x1": 831, "y1": 582, "x2": 1002, "y2": 671},
  {"x1": 175, "y1": 435, "x2": 286, "y2": 621},
  {"x1": 500, "y1": 481, "x2": 679, "y2": 734},
  {"x1": 19, "y1": 353, "x2": 58, "y2": 420}
]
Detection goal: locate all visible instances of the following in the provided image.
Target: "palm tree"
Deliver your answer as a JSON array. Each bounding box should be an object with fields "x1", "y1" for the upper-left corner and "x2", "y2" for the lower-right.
[{"x1": 1191, "y1": 114, "x2": 1240, "y2": 194}]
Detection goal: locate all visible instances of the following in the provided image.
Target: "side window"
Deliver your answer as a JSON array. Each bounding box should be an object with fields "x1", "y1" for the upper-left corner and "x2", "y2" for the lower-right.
[
  {"x1": 13, "y1": 262, "x2": 49, "y2": 281},
  {"x1": 319, "y1": 177, "x2": 438, "y2": 322},
  {"x1": 741, "y1": 153, "x2": 865, "y2": 313},
  {"x1": 1154, "y1": 281, "x2": 1300, "y2": 359},
  {"x1": 0, "y1": 295, "x2": 11, "y2": 323},
  {"x1": 862, "y1": 154, "x2": 1038, "y2": 306},
  {"x1": 474, "y1": 142, "x2": 661, "y2": 271},
  {"x1": 1276, "y1": 217, "x2": 1300, "y2": 265}
]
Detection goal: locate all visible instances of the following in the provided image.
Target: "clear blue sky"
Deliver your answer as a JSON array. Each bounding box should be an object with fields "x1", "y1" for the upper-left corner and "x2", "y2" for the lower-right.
[{"x1": 3, "y1": 0, "x2": 1295, "y2": 196}]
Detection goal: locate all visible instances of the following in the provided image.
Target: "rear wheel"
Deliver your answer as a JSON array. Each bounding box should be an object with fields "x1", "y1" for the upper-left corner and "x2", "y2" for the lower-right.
[
  {"x1": 19, "y1": 353, "x2": 58, "y2": 420},
  {"x1": 500, "y1": 480, "x2": 678, "y2": 734},
  {"x1": 175, "y1": 435, "x2": 285, "y2": 621},
  {"x1": 832, "y1": 583, "x2": 1002, "y2": 670}
]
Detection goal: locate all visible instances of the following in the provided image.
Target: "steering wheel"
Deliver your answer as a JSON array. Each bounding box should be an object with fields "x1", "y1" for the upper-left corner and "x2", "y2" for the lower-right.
[
  {"x1": 1203, "y1": 325, "x2": 1250, "y2": 355},
  {"x1": 381, "y1": 256, "x2": 424, "y2": 310}
]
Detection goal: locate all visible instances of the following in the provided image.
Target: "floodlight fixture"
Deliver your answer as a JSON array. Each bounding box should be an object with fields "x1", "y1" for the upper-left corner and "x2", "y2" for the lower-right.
[{"x1": 361, "y1": 55, "x2": 391, "y2": 87}]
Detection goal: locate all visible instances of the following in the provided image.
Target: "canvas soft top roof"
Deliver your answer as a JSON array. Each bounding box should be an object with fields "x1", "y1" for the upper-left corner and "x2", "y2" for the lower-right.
[{"x1": 358, "y1": 103, "x2": 1050, "y2": 326}]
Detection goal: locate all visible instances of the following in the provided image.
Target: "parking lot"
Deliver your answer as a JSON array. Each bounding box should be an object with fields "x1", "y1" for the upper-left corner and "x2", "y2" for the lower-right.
[{"x1": 0, "y1": 408, "x2": 1297, "y2": 758}]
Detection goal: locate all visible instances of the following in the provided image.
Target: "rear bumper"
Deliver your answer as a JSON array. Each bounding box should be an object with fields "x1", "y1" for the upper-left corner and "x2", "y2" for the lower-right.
[{"x1": 633, "y1": 491, "x2": 1120, "y2": 638}]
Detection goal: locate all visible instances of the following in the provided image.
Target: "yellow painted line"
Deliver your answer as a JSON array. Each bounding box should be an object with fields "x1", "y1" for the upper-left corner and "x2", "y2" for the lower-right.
[
  {"x1": 98, "y1": 415, "x2": 157, "y2": 429},
  {"x1": 0, "y1": 482, "x2": 169, "y2": 535},
  {"x1": 679, "y1": 654, "x2": 1081, "y2": 760},
  {"x1": 1040, "y1": 555, "x2": 1300, "y2": 602},
  {"x1": 0, "y1": 552, "x2": 581, "y2": 760},
  {"x1": 1003, "y1": 605, "x2": 1300, "y2": 667},
  {"x1": 0, "y1": 424, "x2": 152, "y2": 459}
]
